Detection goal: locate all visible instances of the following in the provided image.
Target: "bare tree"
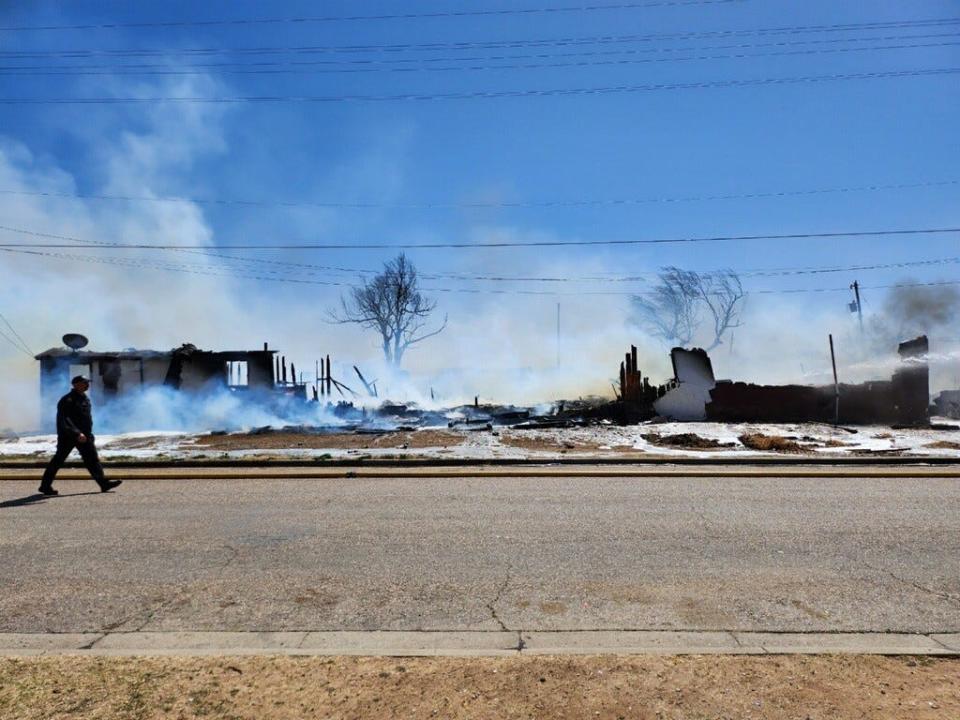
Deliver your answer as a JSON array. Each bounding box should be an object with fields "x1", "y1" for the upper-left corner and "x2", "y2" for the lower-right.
[
  {"x1": 631, "y1": 266, "x2": 745, "y2": 350},
  {"x1": 693, "y1": 269, "x2": 745, "y2": 350},
  {"x1": 331, "y1": 254, "x2": 447, "y2": 368},
  {"x1": 630, "y1": 267, "x2": 699, "y2": 346}
]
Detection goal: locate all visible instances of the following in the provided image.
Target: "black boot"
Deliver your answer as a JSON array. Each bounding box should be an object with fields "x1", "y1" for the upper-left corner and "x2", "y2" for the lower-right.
[
  {"x1": 101, "y1": 480, "x2": 122, "y2": 493},
  {"x1": 38, "y1": 486, "x2": 59, "y2": 496}
]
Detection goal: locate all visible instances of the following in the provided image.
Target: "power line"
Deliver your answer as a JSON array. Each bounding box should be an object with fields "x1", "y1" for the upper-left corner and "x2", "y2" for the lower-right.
[
  {"x1": 2, "y1": 222, "x2": 956, "y2": 282},
  {"x1": 1, "y1": 222, "x2": 958, "y2": 250},
  {"x1": 0, "y1": 310, "x2": 33, "y2": 355},
  {"x1": 169, "y1": 249, "x2": 960, "y2": 282},
  {"x1": 11, "y1": 31, "x2": 960, "y2": 66},
  {"x1": 6, "y1": 32, "x2": 960, "y2": 73},
  {"x1": 752, "y1": 280, "x2": 960, "y2": 296},
  {"x1": 43, "y1": 246, "x2": 960, "y2": 283},
  {"x1": 4, "y1": 18, "x2": 958, "y2": 58},
  {"x1": 0, "y1": 0, "x2": 745, "y2": 32},
  {"x1": 3, "y1": 247, "x2": 359, "y2": 285},
  {"x1": 3, "y1": 246, "x2": 958, "y2": 298},
  {"x1": 3, "y1": 67, "x2": 956, "y2": 104},
  {"x1": 199, "y1": 253, "x2": 960, "y2": 282},
  {"x1": 29, "y1": 225, "x2": 960, "y2": 282},
  {"x1": 1, "y1": 246, "x2": 599, "y2": 295},
  {"x1": 2, "y1": 178, "x2": 954, "y2": 211},
  {"x1": 0, "y1": 41, "x2": 960, "y2": 77},
  {"x1": 0, "y1": 326, "x2": 34, "y2": 357},
  {"x1": 730, "y1": 256, "x2": 960, "y2": 280},
  {"x1": 65, "y1": 230, "x2": 958, "y2": 283}
]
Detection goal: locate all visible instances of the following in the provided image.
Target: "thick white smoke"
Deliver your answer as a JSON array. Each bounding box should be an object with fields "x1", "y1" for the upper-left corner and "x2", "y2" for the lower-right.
[
  {"x1": 2, "y1": 76, "x2": 958, "y2": 434},
  {"x1": 94, "y1": 385, "x2": 346, "y2": 434},
  {"x1": 0, "y1": 77, "x2": 275, "y2": 430}
]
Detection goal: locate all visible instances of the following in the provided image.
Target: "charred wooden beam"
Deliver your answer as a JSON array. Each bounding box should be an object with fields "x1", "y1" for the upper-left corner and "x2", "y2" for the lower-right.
[{"x1": 354, "y1": 366, "x2": 377, "y2": 397}]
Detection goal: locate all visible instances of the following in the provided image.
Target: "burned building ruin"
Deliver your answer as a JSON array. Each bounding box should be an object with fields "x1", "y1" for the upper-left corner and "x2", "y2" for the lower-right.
[
  {"x1": 616, "y1": 336, "x2": 933, "y2": 426},
  {"x1": 35, "y1": 339, "x2": 308, "y2": 430},
  {"x1": 706, "y1": 336, "x2": 931, "y2": 426}
]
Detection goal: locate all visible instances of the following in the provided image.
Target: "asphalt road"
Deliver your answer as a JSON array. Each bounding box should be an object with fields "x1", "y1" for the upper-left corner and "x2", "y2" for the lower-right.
[{"x1": 1, "y1": 473, "x2": 959, "y2": 634}]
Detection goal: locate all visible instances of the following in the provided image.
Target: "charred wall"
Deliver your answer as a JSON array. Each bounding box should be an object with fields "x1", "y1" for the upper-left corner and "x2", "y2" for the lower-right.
[
  {"x1": 705, "y1": 336, "x2": 930, "y2": 426},
  {"x1": 891, "y1": 336, "x2": 929, "y2": 426},
  {"x1": 706, "y1": 381, "x2": 900, "y2": 424}
]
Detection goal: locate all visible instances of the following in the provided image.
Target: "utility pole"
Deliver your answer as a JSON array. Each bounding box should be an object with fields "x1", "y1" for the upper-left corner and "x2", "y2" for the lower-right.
[
  {"x1": 829, "y1": 333, "x2": 840, "y2": 425},
  {"x1": 850, "y1": 280, "x2": 863, "y2": 334}
]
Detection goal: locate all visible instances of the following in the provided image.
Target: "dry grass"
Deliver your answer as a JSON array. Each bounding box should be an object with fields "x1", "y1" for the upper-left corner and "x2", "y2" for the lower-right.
[
  {"x1": 738, "y1": 433, "x2": 804, "y2": 452},
  {"x1": 925, "y1": 440, "x2": 960, "y2": 450},
  {"x1": 643, "y1": 432, "x2": 735, "y2": 450},
  {"x1": 817, "y1": 438, "x2": 853, "y2": 448},
  {"x1": 1, "y1": 655, "x2": 958, "y2": 719}
]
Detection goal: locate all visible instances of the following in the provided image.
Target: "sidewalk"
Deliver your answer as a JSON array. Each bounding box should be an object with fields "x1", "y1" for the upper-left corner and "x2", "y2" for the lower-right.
[{"x1": 3, "y1": 631, "x2": 959, "y2": 656}]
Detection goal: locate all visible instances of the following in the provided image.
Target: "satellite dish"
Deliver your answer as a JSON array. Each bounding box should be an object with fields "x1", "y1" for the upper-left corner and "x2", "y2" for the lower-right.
[{"x1": 62, "y1": 333, "x2": 89, "y2": 350}]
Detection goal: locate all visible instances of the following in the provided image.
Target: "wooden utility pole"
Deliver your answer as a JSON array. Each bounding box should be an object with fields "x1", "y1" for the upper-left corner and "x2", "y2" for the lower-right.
[
  {"x1": 850, "y1": 280, "x2": 864, "y2": 334},
  {"x1": 829, "y1": 334, "x2": 840, "y2": 425}
]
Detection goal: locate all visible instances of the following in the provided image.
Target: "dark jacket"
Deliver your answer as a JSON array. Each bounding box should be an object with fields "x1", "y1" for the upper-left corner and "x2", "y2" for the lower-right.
[{"x1": 56, "y1": 390, "x2": 93, "y2": 440}]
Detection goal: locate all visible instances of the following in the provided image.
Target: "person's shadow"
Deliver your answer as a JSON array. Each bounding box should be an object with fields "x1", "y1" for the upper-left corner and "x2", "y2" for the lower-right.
[{"x1": 0, "y1": 491, "x2": 102, "y2": 509}]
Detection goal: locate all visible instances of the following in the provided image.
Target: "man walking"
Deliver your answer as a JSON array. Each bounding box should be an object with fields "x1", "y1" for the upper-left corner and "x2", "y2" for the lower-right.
[{"x1": 39, "y1": 375, "x2": 122, "y2": 496}]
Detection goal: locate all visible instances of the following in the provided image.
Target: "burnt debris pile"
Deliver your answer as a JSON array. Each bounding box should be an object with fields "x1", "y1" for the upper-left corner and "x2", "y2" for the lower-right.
[
  {"x1": 613, "y1": 335, "x2": 942, "y2": 427},
  {"x1": 32, "y1": 332, "x2": 955, "y2": 433}
]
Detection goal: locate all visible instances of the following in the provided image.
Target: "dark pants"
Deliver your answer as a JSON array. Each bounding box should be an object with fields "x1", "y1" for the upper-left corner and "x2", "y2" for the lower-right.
[{"x1": 41, "y1": 435, "x2": 107, "y2": 490}]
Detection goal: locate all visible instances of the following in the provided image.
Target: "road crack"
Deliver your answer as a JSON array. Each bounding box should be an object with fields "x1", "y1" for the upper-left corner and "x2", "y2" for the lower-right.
[
  {"x1": 116, "y1": 544, "x2": 243, "y2": 634},
  {"x1": 863, "y1": 561, "x2": 960, "y2": 607},
  {"x1": 886, "y1": 570, "x2": 960, "y2": 607},
  {"x1": 78, "y1": 633, "x2": 106, "y2": 650},
  {"x1": 486, "y1": 569, "x2": 512, "y2": 633},
  {"x1": 215, "y1": 544, "x2": 240, "y2": 577}
]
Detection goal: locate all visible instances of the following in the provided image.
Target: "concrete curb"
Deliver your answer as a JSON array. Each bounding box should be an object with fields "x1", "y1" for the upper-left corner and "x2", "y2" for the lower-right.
[
  {"x1": 2, "y1": 466, "x2": 960, "y2": 480},
  {"x1": 1, "y1": 631, "x2": 957, "y2": 657}
]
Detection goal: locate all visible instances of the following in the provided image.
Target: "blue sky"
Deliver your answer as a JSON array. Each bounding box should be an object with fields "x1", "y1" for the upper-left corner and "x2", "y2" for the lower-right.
[{"x1": 0, "y1": 0, "x2": 958, "y2": 423}]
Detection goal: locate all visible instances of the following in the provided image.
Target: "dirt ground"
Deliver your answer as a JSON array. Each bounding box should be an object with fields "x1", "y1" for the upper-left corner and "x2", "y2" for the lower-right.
[
  {"x1": 191, "y1": 429, "x2": 467, "y2": 452},
  {"x1": 496, "y1": 433, "x2": 622, "y2": 454},
  {"x1": 1, "y1": 655, "x2": 957, "y2": 719},
  {"x1": 193, "y1": 429, "x2": 631, "y2": 456}
]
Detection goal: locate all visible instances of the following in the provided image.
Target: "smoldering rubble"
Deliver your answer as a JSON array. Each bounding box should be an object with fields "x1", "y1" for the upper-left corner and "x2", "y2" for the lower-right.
[
  {"x1": 609, "y1": 334, "x2": 959, "y2": 429},
  {"x1": 22, "y1": 332, "x2": 960, "y2": 439}
]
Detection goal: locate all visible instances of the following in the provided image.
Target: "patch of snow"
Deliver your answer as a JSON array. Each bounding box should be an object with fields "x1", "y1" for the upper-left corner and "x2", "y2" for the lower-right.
[{"x1": 1, "y1": 421, "x2": 956, "y2": 460}]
